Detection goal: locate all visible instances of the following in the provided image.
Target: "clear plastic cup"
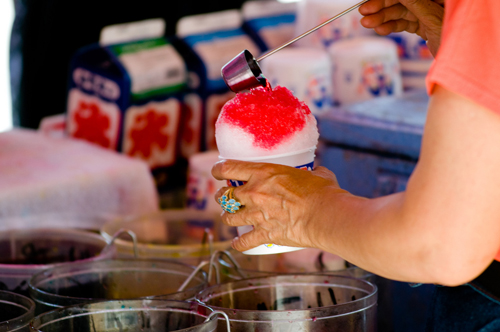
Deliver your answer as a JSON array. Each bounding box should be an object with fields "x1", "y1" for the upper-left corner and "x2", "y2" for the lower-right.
[
  {"x1": 0, "y1": 290, "x2": 35, "y2": 332},
  {"x1": 197, "y1": 274, "x2": 377, "y2": 332},
  {"x1": 220, "y1": 146, "x2": 316, "y2": 255},
  {"x1": 100, "y1": 209, "x2": 233, "y2": 265},
  {"x1": 29, "y1": 299, "x2": 218, "y2": 332},
  {"x1": 28, "y1": 259, "x2": 207, "y2": 314},
  {"x1": 216, "y1": 250, "x2": 394, "y2": 332},
  {"x1": 0, "y1": 228, "x2": 115, "y2": 297},
  {"x1": 218, "y1": 249, "x2": 371, "y2": 282}
]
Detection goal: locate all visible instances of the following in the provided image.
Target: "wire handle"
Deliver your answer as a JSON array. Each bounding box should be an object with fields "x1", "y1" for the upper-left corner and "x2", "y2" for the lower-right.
[
  {"x1": 210, "y1": 250, "x2": 247, "y2": 280},
  {"x1": 105, "y1": 228, "x2": 139, "y2": 258},
  {"x1": 198, "y1": 228, "x2": 215, "y2": 265},
  {"x1": 204, "y1": 310, "x2": 231, "y2": 332},
  {"x1": 179, "y1": 249, "x2": 248, "y2": 292},
  {"x1": 178, "y1": 260, "x2": 219, "y2": 292}
]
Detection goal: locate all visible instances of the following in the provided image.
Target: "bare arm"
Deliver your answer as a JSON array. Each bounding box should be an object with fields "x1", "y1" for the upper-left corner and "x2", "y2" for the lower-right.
[{"x1": 212, "y1": 85, "x2": 500, "y2": 286}]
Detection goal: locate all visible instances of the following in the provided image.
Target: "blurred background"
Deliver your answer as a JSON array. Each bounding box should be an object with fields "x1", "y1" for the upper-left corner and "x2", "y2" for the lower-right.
[{"x1": 0, "y1": 1, "x2": 13, "y2": 132}]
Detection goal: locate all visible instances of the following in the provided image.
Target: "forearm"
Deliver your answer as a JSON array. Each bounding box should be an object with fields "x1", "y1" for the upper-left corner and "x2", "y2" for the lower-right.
[
  {"x1": 315, "y1": 86, "x2": 500, "y2": 286},
  {"x1": 315, "y1": 190, "x2": 443, "y2": 284}
]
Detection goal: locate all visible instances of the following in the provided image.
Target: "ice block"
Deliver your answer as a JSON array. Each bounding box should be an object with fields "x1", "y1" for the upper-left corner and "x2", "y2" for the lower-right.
[{"x1": 0, "y1": 129, "x2": 159, "y2": 229}]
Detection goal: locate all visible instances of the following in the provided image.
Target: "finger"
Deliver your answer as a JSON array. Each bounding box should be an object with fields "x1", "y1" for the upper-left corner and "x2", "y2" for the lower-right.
[
  {"x1": 373, "y1": 19, "x2": 420, "y2": 36},
  {"x1": 214, "y1": 184, "x2": 251, "y2": 210},
  {"x1": 221, "y1": 211, "x2": 250, "y2": 227},
  {"x1": 360, "y1": 3, "x2": 417, "y2": 28},
  {"x1": 231, "y1": 228, "x2": 272, "y2": 252},
  {"x1": 214, "y1": 186, "x2": 231, "y2": 205},
  {"x1": 214, "y1": 186, "x2": 251, "y2": 218},
  {"x1": 359, "y1": 0, "x2": 400, "y2": 16},
  {"x1": 211, "y1": 159, "x2": 261, "y2": 182},
  {"x1": 221, "y1": 208, "x2": 265, "y2": 227}
]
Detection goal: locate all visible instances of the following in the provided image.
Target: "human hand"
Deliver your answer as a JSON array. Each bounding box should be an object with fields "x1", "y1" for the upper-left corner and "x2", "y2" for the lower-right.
[
  {"x1": 212, "y1": 160, "x2": 348, "y2": 252},
  {"x1": 359, "y1": 0, "x2": 444, "y2": 57}
]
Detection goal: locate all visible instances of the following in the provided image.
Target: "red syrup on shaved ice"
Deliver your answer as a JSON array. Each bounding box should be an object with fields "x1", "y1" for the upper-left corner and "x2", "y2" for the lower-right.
[{"x1": 215, "y1": 84, "x2": 319, "y2": 160}]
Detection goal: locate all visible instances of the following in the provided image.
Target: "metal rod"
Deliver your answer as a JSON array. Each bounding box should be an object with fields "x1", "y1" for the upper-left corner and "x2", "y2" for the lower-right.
[{"x1": 257, "y1": 0, "x2": 369, "y2": 62}]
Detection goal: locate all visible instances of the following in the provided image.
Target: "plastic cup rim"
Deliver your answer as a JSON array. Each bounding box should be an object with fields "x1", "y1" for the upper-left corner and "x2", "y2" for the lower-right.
[
  {"x1": 30, "y1": 299, "x2": 215, "y2": 331},
  {"x1": 218, "y1": 146, "x2": 316, "y2": 162},
  {"x1": 0, "y1": 228, "x2": 111, "y2": 270},
  {"x1": 196, "y1": 274, "x2": 378, "y2": 317},
  {"x1": 0, "y1": 290, "x2": 35, "y2": 331}
]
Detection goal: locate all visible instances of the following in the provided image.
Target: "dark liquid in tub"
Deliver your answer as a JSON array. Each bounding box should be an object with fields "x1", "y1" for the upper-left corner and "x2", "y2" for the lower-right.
[
  {"x1": 0, "y1": 303, "x2": 28, "y2": 322},
  {"x1": 37, "y1": 272, "x2": 183, "y2": 301},
  {"x1": 0, "y1": 241, "x2": 99, "y2": 265}
]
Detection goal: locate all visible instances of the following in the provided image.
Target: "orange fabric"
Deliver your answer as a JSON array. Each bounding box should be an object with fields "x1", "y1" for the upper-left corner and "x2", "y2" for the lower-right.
[
  {"x1": 426, "y1": 0, "x2": 500, "y2": 262},
  {"x1": 427, "y1": 0, "x2": 500, "y2": 114}
]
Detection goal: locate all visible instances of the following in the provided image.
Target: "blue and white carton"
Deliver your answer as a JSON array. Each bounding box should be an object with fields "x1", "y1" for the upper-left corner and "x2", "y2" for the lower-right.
[
  {"x1": 66, "y1": 19, "x2": 189, "y2": 191},
  {"x1": 176, "y1": 10, "x2": 263, "y2": 152},
  {"x1": 241, "y1": 0, "x2": 297, "y2": 51}
]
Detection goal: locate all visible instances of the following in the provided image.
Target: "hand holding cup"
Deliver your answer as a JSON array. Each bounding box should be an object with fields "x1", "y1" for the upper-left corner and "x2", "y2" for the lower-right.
[{"x1": 212, "y1": 160, "x2": 346, "y2": 253}]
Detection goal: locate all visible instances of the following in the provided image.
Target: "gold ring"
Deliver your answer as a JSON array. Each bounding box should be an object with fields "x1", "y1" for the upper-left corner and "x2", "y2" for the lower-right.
[{"x1": 218, "y1": 187, "x2": 243, "y2": 214}]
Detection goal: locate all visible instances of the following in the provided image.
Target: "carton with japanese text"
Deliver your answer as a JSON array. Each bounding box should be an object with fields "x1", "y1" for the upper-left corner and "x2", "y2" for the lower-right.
[{"x1": 66, "y1": 19, "x2": 189, "y2": 193}]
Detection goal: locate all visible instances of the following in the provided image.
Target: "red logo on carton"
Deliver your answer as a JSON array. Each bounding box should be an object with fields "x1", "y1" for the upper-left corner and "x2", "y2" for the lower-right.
[
  {"x1": 122, "y1": 99, "x2": 181, "y2": 168},
  {"x1": 128, "y1": 109, "x2": 170, "y2": 159},
  {"x1": 72, "y1": 101, "x2": 112, "y2": 149}
]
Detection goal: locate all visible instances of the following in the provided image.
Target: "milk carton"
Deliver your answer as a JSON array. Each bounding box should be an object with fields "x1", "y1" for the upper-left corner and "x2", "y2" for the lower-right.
[
  {"x1": 176, "y1": 10, "x2": 262, "y2": 152},
  {"x1": 66, "y1": 19, "x2": 189, "y2": 192},
  {"x1": 241, "y1": 0, "x2": 297, "y2": 51}
]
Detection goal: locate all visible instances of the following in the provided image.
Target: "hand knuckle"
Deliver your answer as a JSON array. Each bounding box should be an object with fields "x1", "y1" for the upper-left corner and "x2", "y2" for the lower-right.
[
  {"x1": 219, "y1": 161, "x2": 234, "y2": 176},
  {"x1": 221, "y1": 213, "x2": 233, "y2": 225},
  {"x1": 238, "y1": 236, "x2": 248, "y2": 248},
  {"x1": 257, "y1": 163, "x2": 277, "y2": 176},
  {"x1": 267, "y1": 231, "x2": 280, "y2": 243}
]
